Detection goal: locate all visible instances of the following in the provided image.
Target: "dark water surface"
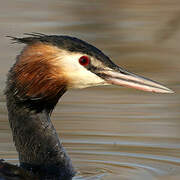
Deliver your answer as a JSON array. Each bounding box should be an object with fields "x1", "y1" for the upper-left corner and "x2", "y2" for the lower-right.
[{"x1": 0, "y1": 1, "x2": 180, "y2": 179}]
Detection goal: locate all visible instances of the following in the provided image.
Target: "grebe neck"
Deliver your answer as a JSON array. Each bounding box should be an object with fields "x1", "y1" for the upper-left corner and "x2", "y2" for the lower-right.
[{"x1": 5, "y1": 77, "x2": 75, "y2": 179}]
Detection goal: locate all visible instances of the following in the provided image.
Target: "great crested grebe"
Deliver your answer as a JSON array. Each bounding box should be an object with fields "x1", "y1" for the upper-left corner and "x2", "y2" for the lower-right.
[{"x1": 0, "y1": 33, "x2": 173, "y2": 180}]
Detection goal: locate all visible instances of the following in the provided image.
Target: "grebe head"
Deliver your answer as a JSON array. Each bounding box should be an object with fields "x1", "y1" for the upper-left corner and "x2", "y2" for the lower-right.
[{"x1": 8, "y1": 33, "x2": 173, "y2": 112}]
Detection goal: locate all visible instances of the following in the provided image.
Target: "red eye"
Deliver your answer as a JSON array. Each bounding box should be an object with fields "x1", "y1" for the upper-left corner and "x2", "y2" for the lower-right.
[{"x1": 79, "y1": 56, "x2": 90, "y2": 66}]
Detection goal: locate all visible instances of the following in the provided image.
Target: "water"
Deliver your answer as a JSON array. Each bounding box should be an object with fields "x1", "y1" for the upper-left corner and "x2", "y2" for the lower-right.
[{"x1": 0, "y1": 1, "x2": 180, "y2": 179}]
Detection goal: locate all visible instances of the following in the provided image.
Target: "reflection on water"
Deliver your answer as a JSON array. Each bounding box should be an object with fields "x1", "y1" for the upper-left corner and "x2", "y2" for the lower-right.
[{"x1": 0, "y1": 1, "x2": 180, "y2": 179}]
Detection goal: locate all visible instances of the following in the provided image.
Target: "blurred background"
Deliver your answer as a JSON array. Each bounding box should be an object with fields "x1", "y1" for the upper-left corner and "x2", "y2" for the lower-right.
[{"x1": 0, "y1": 1, "x2": 180, "y2": 179}]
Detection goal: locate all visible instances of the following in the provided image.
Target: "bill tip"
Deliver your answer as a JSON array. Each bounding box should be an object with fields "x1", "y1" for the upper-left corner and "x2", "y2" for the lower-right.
[{"x1": 156, "y1": 88, "x2": 174, "y2": 94}]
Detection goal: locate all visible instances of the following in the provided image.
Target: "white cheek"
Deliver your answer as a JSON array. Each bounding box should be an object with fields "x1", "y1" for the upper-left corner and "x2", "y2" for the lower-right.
[{"x1": 58, "y1": 53, "x2": 107, "y2": 89}]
